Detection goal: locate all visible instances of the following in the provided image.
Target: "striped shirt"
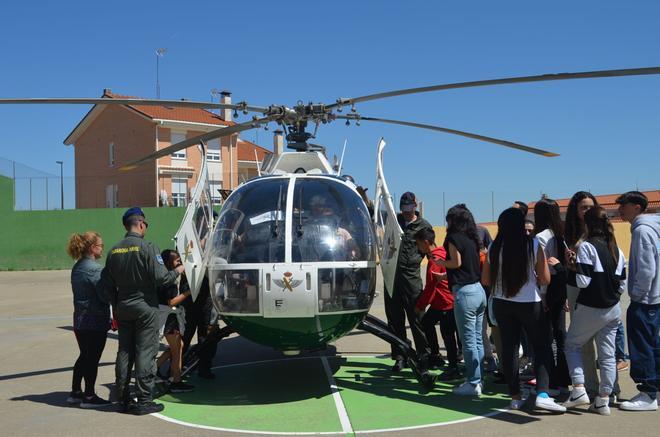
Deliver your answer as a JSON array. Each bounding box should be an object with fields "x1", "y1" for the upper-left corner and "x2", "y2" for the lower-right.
[{"x1": 576, "y1": 237, "x2": 626, "y2": 308}]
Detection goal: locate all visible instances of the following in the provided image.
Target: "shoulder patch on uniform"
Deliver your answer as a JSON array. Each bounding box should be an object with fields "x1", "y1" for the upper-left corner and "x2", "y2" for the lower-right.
[{"x1": 156, "y1": 254, "x2": 165, "y2": 265}]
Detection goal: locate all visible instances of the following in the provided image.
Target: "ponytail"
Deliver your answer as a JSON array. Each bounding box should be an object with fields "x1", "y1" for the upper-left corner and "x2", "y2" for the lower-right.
[{"x1": 66, "y1": 231, "x2": 101, "y2": 260}]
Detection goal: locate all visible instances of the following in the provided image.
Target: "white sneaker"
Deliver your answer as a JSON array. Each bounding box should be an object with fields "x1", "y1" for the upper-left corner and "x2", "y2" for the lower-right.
[
  {"x1": 535, "y1": 396, "x2": 566, "y2": 413},
  {"x1": 564, "y1": 387, "x2": 590, "y2": 408},
  {"x1": 619, "y1": 392, "x2": 658, "y2": 411},
  {"x1": 452, "y1": 381, "x2": 482, "y2": 396},
  {"x1": 589, "y1": 396, "x2": 611, "y2": 416},
  {"x1": 510, "y1": 398, "x2": 526, "y2": 410},
  {"x1": 530, "y1": 387, "x2": 560, "y2": 397}
]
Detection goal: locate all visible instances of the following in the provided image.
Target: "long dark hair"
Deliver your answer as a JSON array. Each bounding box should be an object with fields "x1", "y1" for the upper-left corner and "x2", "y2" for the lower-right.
[
  {"x1": 564, "y1": 191, "x2": 599, "y2": 247},
  {"x1": 490, "y1": 208, "x2": 534, "y2": 298},
  {"x1": 583, "y1": 207, "x2": 619, "y2": 264},
  {"x1": 445, "y1": 204, "x2": 481, "y2": 252},
  {"x1": 534, "y1": 197, "x2": 565, "y2": 263}
]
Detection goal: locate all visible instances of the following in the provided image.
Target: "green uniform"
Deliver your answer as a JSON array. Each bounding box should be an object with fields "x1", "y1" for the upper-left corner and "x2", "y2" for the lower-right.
[{"x1": 101, "y1": 231, "x2": 179, "y2": 405}]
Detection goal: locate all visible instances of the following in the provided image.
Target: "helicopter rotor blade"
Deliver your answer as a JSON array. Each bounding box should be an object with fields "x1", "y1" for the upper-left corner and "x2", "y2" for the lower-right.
[
  {"x1": 338, "y1": 115, "x2": 559, "y2": 157},
  {"x1": 328, "y1": 66, "x2": 660, "y2": 109},
  {"x1": 0, "y1": 97, "x2": 269, "y2": 114},
  {"x1": 119, "y1": 116, "x2": 276, "y2": 171}
]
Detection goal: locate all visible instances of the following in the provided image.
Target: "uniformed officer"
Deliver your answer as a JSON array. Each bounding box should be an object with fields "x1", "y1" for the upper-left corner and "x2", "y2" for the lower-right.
[
  {"x1": 384, "y1": 192, "x2": 433, "y2": 372},
  {"x1": 101, "y1": 207, "x2": 184, "y2": 415}
]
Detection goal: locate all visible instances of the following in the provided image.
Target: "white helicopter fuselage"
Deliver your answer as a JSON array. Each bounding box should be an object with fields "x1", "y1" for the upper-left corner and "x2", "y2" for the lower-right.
[{"x1": 175, "y1": 150, "x2": 397, "y2": 353}]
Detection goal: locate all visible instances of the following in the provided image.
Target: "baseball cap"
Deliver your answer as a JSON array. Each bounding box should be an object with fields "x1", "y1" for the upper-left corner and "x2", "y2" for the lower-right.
[
  {"x1": 122, "y1": 207, "x2": 148, "y2": 227},
  {"x1": 400, "y1": 191, "x2": 416, "y2": 212}
]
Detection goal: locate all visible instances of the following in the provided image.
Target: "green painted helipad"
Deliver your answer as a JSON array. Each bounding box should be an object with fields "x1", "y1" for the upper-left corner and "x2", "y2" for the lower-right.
[{"x1": 155, "y1": 356, "x2": 509, "y2": 434}]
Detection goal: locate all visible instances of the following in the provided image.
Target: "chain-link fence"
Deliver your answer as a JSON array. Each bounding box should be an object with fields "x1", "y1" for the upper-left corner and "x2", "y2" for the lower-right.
[{"x1": 0, "y1": 157, "x2": 75, "y2": 210}]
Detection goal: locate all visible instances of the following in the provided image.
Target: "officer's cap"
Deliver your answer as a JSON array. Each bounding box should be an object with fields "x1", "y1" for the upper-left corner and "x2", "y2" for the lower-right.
[{"x1": 122, "y1": 207, "x2": 147, "y2": 227}]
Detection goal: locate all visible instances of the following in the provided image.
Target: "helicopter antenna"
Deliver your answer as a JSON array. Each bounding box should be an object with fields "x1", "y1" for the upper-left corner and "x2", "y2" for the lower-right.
[{"x1": 337, "y1": 139, "x2": 348, "y2": 175}]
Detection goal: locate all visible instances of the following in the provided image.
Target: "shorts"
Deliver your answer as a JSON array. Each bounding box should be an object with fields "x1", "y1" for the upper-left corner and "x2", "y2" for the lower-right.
[{"x1": 164, "y1": 313, "x2": 182, "y2": 336}]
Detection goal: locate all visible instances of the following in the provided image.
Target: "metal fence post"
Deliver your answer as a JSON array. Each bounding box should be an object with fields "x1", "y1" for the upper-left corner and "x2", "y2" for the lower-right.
[{"x1": 12, "y1": 160, "x2": 16, "y2": 210}]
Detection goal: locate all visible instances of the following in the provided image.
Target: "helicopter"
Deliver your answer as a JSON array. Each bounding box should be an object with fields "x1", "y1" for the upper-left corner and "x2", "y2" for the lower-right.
[{"x1": 3, "y1": 66, "x2": 660, "y2": 387}]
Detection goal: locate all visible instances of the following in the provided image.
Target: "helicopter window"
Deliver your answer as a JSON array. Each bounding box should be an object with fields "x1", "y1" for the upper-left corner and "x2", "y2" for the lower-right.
[
  {"x1": 211, "y1": 178, "x2": 289, "y2": 263},
  {"x1": 210, "y1": 269, "x2": 260, "y2": 314},
  {"x1": 318, "y1": 267, "x2": 376, "y2": 312},
  {"x1": 291, "y1": 178, "x2": 375, "y2": 263}
]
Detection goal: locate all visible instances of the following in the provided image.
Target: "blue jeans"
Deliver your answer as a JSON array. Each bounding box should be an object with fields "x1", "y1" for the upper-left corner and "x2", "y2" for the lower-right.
[
  {"x1": 627, "y1": 301, "x2": 659, "y2": 397},
  {"x1": 453, "y1": 282, "x2": 487, "y2": 385},
  {"x1": 615, "y1": 320, "x2": 627, "y2": 360}
]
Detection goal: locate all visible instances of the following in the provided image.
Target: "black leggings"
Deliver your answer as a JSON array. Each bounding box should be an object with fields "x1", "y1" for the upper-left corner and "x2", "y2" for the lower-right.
[
  {"x1": 421, "y1": 308, "x2": 461, "y2": 367},
  {"x1": 492, "y1": 299, "x2": 552, "y2": 396},
  {"x1": 72, "y1": 330, "x2": 108, "y2": 396}
]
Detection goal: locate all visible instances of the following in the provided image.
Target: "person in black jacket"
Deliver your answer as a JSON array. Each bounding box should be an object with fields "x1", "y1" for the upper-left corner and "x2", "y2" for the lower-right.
[{"x1": 385, "y1": 191, "x2": 433, "y2": 372}]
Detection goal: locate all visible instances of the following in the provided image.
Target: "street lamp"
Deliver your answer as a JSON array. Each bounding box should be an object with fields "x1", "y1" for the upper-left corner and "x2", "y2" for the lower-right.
[
  {"x1": 56, "y1": 160, "x2": 63, "y2": 210},
  {"x1": 156, "y1": 48, "x2": 167, "y2": 99}
]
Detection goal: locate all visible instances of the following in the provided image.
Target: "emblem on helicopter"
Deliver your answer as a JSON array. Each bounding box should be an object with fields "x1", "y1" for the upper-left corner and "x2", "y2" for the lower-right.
[{"x1": 273, "y1": 272, "x2": 302, "y2": 292}]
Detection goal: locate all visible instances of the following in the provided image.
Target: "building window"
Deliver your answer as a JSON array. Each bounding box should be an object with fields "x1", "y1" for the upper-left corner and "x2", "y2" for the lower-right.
[
  {"x1": 172, "y1": 177, "x2": 188, "y2": 207},
  {"x1": 207, "y1": 138, "x2": 221, "y2": 162},
  {"x1": 109, "y1": 142, "x2": 115, "y2": 167},
  {"x1": 106, "y1": 184, "x2": 118, "y2": 208},
  {"x1": 171, "y1": 132, "x2": 187, "y2": 160},
  {"x1": 210, "y1": 180, "x2": 222, "y2": 205}
]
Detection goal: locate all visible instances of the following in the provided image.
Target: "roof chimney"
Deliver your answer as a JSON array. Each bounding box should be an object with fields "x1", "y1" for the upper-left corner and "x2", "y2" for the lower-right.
[
  {"x1": 220, "y1": 90, "x2": 232, "y2": 122},
  {"x1": 273, "y1": 130, "x2": 284, "y2": 155}
]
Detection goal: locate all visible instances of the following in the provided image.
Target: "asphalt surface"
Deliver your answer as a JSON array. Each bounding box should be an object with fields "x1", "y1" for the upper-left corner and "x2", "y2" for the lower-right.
[{"x1": 0, "y1": 270, "x2": 656, "y2": 436}]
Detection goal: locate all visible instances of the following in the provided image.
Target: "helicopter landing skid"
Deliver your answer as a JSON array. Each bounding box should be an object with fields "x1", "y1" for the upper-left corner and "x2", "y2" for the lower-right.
[{"x1": 358, "y1": 314, "x2": 436, "y2": 390}]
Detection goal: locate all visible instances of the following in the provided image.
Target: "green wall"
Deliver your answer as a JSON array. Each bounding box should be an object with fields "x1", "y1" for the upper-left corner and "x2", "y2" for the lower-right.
[{"x1": 0, "y1": 175, "x2": 185, "y2": 271}]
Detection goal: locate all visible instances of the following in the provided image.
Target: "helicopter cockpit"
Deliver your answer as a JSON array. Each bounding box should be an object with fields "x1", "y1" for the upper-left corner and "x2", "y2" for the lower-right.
[{"x1": 208, "y1": 175, "x2": 377, "y2": 321}]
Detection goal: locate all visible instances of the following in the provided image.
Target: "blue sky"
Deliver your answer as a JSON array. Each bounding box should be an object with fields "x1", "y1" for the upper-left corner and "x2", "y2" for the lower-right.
[{"x1": 1, "y1": 1, "x2": 659, "y2": 222}]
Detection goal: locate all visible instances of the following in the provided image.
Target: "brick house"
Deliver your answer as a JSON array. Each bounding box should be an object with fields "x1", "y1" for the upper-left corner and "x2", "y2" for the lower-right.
[{"x1": 64, "y1": 89, "x2": 271, "y2": 209}]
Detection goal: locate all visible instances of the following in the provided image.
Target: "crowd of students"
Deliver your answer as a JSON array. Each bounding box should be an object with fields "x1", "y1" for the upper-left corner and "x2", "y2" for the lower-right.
[
  {"x1": 63, "y1": 190, "x2": 658, "y2": 417},
  {"x1": 392, "y1": 190, "x2": 659, "y2": 415}
]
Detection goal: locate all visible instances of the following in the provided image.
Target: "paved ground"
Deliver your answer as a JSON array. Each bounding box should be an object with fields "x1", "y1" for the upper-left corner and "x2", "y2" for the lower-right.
[{"x1": 0, "y1": 270, "x2": 656, "y2": 436}]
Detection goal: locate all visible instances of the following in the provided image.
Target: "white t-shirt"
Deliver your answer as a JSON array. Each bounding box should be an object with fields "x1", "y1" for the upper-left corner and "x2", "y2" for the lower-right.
[
  {"x1": 490, "y1": 238, "x2": 542, "y2": 303},
  {"x1": 536, "y1": 229, "x2": 559, "y2": 275}
]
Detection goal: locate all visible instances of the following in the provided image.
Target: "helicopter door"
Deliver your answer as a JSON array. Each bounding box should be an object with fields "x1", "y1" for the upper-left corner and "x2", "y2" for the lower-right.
[
  {"x1": 174, "y1": 150, "x2": 215, "y2": 300},
  {"x1": 373, "y1": 138, "x2": 403, "y2": 297}
]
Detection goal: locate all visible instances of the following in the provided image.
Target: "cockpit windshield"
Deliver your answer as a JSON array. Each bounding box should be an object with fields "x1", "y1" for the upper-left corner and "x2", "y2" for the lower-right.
[
  {"x1": 291, "y1": 178, "x2": 375, "y2": 263},
  {"x1": 211, "y1": 178, "x2": 288, "y2": 263}
]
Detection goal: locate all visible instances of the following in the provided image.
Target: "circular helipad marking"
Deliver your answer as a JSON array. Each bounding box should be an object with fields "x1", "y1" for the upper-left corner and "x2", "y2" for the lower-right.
[{"x1": 154, "y1": 356, "x2": 509, "y2": 434}]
